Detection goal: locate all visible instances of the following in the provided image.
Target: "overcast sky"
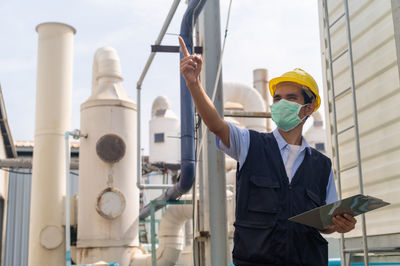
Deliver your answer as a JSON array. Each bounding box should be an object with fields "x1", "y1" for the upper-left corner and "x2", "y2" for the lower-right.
[{"x1": 0, "y1": 0, "x2": 324, "y2": 154}]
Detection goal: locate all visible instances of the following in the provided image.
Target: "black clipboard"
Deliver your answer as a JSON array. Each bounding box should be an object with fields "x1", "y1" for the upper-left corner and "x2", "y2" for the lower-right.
[{"x1": 288, "y1": 194, "x2": 390, "y2": 230}]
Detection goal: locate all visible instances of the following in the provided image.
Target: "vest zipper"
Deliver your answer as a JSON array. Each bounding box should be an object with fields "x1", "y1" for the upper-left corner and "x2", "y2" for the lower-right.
[{"x1": 287, "y1": 183, "x2": 293, "y2": 266}]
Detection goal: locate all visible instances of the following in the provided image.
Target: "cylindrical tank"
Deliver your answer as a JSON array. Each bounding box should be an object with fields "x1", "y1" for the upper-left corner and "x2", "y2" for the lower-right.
[
  {"x1": 77, "y1": 47, "x2": 139, "y2": 266},
  {"x1": 29, "y1": 22, "x2": 75, "y2": 266},
  {"x1": 149, "y1": 96, "x2": 180, "y2": 164}
]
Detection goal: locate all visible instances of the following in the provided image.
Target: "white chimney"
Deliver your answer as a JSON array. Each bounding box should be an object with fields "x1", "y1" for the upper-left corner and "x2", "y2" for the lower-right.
[{"x1": 29, "y1": 22, "x2": 76, "y2": 266}]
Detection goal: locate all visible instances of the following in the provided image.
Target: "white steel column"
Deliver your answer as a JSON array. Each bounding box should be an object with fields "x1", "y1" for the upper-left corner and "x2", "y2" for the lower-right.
[
  {"x1": 199, "y1": 0, "x2": 229, "y2": 265},
  {"x1": 29, "y1": 22, "x2": 75, "y2": 266}
]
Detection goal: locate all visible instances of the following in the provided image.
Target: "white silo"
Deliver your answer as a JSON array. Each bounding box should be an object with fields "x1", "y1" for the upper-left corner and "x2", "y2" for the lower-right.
[
  {"x1": 77, "y1": 46, "x2": 140, "y2": 265},
  {"x1": 149, "y1": 96, "x2": 180, "y2": 164}
]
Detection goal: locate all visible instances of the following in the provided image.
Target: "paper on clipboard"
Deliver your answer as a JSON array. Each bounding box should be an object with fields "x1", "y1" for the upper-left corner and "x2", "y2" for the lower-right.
[{"x1": 288, "y1": 194, "x2": 390, "y2": 230}]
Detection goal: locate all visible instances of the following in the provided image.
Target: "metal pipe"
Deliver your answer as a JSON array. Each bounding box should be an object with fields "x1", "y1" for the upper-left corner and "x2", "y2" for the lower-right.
[
  {"x1": 64, "y1": 130, "x2": 83, "y2": 266},
  {"x1": 139, "y1": 0, "x2": 207, "y2": 220},
  {"x1": 344, "y1": 0, "x2": 369, "y2": 264},
  {"x1": 136, "y1": 0, "x2": 181, "y2": 190},
  {"x1": 0, "y1": 158, "x2": 79, "y2": 169},
  {"x1": 65, "y1": 132, "x2": 71, "y2": 266}
]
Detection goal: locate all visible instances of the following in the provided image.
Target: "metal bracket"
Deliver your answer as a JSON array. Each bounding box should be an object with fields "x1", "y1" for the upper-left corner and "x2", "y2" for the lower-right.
[{"x1": 151, "y1": 45, "x2": 203, "y2": 54}]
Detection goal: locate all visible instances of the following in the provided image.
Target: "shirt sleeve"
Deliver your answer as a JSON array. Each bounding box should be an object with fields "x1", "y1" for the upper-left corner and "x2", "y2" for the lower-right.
[
  {"x1": 325, "y1": 168, "x2": 338, "y2": 204},
  {"x1": 215, "y1": 122, "x2": 250, "y2": 169}
]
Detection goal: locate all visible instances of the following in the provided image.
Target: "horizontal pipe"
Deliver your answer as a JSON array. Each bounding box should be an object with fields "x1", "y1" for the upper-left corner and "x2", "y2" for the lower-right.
[
  {"x1": 0, "y1": 158, "x2": 79, "y2": 170},
  {"x1": 224, "y1": 110, "x2": 271, "y2": 118}
]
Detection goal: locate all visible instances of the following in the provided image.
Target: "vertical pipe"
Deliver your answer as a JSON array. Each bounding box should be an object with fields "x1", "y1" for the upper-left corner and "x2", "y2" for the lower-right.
[
  {"x1": 322, "y1": 2, "x2": 346, "y2": 265},
  {"x1": 136, "y1": 86, "x2": 142, "y2": 189},
  {"x1": 29, "y1": 22, "x2": 75, "y2": 266},
  {"x1": 65, "y1": 133, "x2": 71, "y2": 266},
  {"x1": 253, "y1": 69, "x2": 270, "y2": 132},
  {"x1": 150, "y1": 202, "x2": 156, "y2": 266},
  {"x1": 343, "y1": 0, "x2": 369, "y2": 265},
  {"x1": 199, "y1": 0, "x2": 228, "y2": 265}
]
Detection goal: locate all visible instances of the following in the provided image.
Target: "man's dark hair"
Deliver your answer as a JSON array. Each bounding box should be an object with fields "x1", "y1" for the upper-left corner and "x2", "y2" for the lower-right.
[{"x1": 302, "y1": 88, "x2": 316, "y2": 105}]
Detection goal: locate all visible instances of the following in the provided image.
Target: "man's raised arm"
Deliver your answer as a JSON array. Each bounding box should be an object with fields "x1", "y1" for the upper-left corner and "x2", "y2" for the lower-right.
[{"x1": 179, "y1": 36, "x2": 230, "y2": 147}]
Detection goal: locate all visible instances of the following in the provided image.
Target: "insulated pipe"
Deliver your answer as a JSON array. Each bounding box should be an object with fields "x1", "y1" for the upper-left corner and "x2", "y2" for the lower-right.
[
  {"x1": 29, "y1": 22, "x2": 75, "y2": 266},
  {"x1": 132, "y1": 192, "x2": 234, "y2": 266},
  {"x1": 139, "y1": 0, "x2": 207, "y2": 220},
  {"x1": 131, "y1": 202, "x2": 192, "y2": 266},
  {"x1": 223, "y1": 82, "x2": 266, "y2": 132}
]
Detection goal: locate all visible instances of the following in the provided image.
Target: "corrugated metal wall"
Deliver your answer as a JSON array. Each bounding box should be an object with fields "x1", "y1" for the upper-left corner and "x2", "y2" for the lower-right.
[
  {"x1": 319, "y1": 0, "x2": 400, "y2": 238},
  {"x1": 4, "y1": 169, "x2": 78, "y2": 266},
  {"x1": 4, "y1": 169, "x2": 31, "y2": 266}
]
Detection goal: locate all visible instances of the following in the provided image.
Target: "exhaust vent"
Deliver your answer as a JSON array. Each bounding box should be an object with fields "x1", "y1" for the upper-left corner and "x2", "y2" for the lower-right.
[{"x1": 96, "y1": 134, "x2": 126, "y2": 163}]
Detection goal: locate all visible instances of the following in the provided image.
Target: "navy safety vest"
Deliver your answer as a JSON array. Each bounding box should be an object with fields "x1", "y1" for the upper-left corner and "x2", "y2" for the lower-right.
[{"x1": 233, "y1": 130, "x2": 332, "y2": 266}]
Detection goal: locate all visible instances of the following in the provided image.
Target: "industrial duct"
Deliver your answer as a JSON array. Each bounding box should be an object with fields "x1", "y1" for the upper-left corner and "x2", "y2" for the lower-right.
[
  {"x1": 223, "y1": 82, "x2": 267, "y2": 132},
  {"x1": 131, "y1": 201, "x2": 192, "y2": 266}
]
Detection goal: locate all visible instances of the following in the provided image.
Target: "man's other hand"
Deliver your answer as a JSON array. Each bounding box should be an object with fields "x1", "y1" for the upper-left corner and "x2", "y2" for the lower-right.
[{"x1": 320, "y1": 214, "x2": 357, "y2": 234}]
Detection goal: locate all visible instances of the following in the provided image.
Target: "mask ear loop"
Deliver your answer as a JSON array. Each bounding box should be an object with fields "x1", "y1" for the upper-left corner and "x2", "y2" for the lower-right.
[{"x1": 297, "y1": 103, "x2": 310, "y2": 122}]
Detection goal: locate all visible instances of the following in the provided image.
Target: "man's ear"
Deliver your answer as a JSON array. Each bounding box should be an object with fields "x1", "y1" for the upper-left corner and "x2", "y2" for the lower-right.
[{"x1": 305, "y1": 101, "x2": 316, "y2": 116}]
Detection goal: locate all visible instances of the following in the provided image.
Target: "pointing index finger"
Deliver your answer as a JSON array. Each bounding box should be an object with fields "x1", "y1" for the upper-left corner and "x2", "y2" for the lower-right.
[{"x1": 178, "y1": 36, "x2": 190, "y2": 57}]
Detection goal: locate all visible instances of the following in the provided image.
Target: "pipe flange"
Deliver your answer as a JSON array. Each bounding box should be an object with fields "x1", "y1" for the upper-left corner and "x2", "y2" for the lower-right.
[
  {"x1": 40, "y1": 225, "x2": 63, "y2": 249},
  {"x1": 96, "y1": 187, "x2": 126, "y2": 219},
  {"x1": 96, "y1": 134, "x2": 126, "y2": 163}
]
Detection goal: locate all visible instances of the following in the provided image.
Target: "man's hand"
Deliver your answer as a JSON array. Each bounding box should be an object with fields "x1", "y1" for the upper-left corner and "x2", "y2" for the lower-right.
[
  {"x1": 179, "y1": 36, "x2": 203, "y2": 86},
  {"x1": 320, "y1": 214, "x2": 357, "y2": 234}
]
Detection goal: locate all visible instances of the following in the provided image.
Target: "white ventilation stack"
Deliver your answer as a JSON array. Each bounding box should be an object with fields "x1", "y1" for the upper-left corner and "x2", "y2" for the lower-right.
[
  {"x1": 77, "y1": 46, "x2": 140, "y2": 265},
  {"x1": 149, "y1": 96, "x2": 180, "y2": 164},
  {"x1": 29, "y1": 22, "x2": 76, "y2": 266},
  {"x1": 253, "y1": 68, "x2": 271, "y2": 132}
]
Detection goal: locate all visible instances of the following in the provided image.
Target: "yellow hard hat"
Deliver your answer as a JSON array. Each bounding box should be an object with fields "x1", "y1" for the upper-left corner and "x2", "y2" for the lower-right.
[{"x1": 269, "y1": 68, "x2": 320, "y2": 111}]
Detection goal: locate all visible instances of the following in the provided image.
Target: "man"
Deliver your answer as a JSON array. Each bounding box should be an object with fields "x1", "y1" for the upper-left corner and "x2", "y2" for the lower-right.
[{"x1": 179, "y1": 37, "x2": 356, "y2": 266}]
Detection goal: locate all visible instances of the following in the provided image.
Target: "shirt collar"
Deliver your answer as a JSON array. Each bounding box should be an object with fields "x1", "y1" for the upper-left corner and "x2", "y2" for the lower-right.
[{"x1": 272, "y1": 128, "x2": 312, "y2": 155}]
